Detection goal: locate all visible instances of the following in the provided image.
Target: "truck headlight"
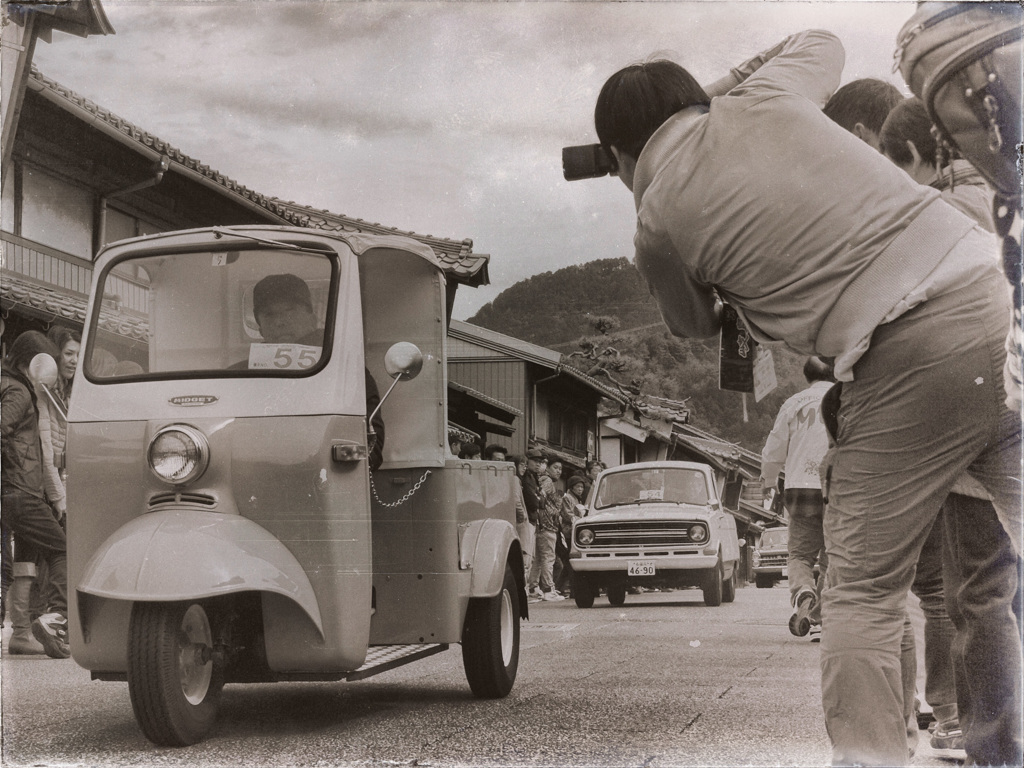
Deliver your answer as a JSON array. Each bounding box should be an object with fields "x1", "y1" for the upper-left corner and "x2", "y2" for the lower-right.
[
  {"x1": 577, "y1": 528, "x2": 595, "y2": 546},
  {"x1": 148, "y1": 425, "x2": 210, "y2": 485},
  {"x1": 752, "y1": 550, "x2": 761, "y2": 567},
  {"x1": 689, "y1": 525, "x2": 708, "y2": 543}
]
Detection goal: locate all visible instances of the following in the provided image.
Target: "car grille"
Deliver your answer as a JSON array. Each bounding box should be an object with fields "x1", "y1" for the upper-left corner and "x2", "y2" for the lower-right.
[
  {"x1": 578, "y1": 521, "x2": 707, "y2": 549},
  {"x1": 758, "y1": 553, "x2": 788, "y2": 568},
  {"x1": 148, "y1": 491, "x2": 218, "y2": 511}
]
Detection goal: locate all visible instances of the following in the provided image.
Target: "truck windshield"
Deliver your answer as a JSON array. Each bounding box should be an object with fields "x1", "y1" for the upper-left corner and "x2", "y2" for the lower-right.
[
  {"x1": 594, "y1": 468, "x2": 709, "y2": 510},
  {"x1": 760, "y1": 529, "x2": 789, "y2": 549},
  {"x1": 85, "y1": 248, "x2": 335, "y2": 379}
]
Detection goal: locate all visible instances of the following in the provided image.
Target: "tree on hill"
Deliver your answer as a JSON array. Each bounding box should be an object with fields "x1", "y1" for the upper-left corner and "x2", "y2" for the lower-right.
[{"x1": 467, "y1": 257, "x2": 811, "y2": 451}]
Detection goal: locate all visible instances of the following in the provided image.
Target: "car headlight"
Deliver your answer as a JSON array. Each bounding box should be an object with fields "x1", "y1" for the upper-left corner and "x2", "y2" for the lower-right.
[
  {"x1": 577, "y1": 528, "x2": 595, "y2": 546},
  {"x1": 752, "y1": 550, "x2": 761, "y2": 566},
  {"x1": 689, "y1": 525, "x2": 708, "y2": 543},
  {"x1": 148, "y1": 425, "x2": 210, "y2": 485}
]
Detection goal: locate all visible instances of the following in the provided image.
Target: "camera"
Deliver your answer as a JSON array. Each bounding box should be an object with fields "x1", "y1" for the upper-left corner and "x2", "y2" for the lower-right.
[{"x1": 562, "y1": 144, "x2": 617, "y2": 181}]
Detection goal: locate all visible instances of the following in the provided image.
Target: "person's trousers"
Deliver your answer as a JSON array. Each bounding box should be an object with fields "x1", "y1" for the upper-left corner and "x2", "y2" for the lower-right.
[
  {"x1": 0, "y1": 490, "x2": 68, "y2": 616},
  {"x1": 786, "y1": 488, "x2": 827, "y2": 624},
  {"x1": 942, "y1": 491, "x2": 1023, "y2": 766},
  {"x1": 910, "y1": 510, "x2": 958, "y2": 725},
  {"x1": 518, "y1": 520, "x2": 536, "y2": 585},
  {"x1": 529, "y1": 528, "x2": 556, "y2": 592},
  {"x1": 821, "y1": 268, "x2": 1021, "y2": 767}
]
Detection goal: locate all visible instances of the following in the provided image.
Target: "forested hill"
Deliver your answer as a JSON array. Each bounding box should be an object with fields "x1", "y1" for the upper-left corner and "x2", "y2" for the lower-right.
[{"x1": 467, "y1": 258, "x2": 807, "y2": 451}]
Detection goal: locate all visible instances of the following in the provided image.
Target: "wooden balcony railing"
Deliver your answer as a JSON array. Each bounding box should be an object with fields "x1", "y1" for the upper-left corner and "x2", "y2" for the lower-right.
[{"x1": 1, "y1": 231, "x2": 149, "y2": 313}]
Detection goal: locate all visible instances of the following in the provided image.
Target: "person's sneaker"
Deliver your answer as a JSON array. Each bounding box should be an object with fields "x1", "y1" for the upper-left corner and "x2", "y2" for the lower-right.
[
  {"x1": 808, "y1": 625, "x2": 821, "y2": 643},
  {"x1": 930, "y1": 720, "x2": 966, "y2": 758},
  {"x1": 542, "y1": 591, "x2": 565, "y2": 601},
  {"x1": 527, "y1": 587, "x2": 544, "y2": 599},
  {"x1": 31, "y1": 613, "x2": 70, "y2": 659}
]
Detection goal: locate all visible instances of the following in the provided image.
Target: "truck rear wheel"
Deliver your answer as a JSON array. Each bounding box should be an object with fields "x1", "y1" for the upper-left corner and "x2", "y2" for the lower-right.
[
  {"x1": 127, "y1": 601, "x2": 224, "y2": 746},
  {"x1": 462, "y1": 562, "x2": 520, "y2": 698},
  {"x1": 702, "y1": 557, "x2": 724, "y2": 607}
]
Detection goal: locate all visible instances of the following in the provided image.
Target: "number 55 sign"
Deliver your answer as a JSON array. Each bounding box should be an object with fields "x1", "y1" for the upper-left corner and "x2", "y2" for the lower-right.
[{"x1": 248, "y1": 343, "x2": 322, "y2": 370}]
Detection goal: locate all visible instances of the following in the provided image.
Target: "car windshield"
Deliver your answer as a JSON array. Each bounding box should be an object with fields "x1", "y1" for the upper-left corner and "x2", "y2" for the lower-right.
[
  {"x1": 594, "y1": 467, "x2": 709, "y2": 510},
  {"x1": 85, "y1": 248, "x2": 335, "y2": 379},
  {"x1": 760, "y1": 529, "x2": 788, "y2": 549}
]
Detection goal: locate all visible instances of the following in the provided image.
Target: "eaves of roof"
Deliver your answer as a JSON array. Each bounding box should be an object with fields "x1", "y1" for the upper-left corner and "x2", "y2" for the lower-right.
[
  {"x1": 556, "y1": 363, "x2": 628, "y2": 405},
  {"x1": 448, "y1": 379, "x2": 523, "y2": 421},
  {"x1": 273, "y1": 201, "x2": 489, "y2": 288},
  {"x1": 26, "y1": 69, "x2": 486, "y2": 284},
  {"x1": 448, "y1": 320, "x2": 562, "y2": 368},
  {"x1": 26, "y1": 0, "x2": 115, "y2": 39}
]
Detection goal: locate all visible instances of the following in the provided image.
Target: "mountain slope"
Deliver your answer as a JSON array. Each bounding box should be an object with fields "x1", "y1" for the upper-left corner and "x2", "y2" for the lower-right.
[{"x1": 467, "y1": 258, "x2": 807, "y2": 450}]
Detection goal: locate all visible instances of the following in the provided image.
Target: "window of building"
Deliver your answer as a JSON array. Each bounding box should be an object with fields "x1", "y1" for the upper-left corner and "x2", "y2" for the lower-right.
[{"x1": 19, "y1": 165, "x2": 93, "y2": 258}]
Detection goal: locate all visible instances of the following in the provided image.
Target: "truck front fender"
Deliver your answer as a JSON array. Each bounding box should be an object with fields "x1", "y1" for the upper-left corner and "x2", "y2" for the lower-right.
[
  {"x1": 458, "y1": 518, "x2": 520, "y2": 598},
  {"x1": 77, "y1": 509, "x2": 323, "y2": 635}
]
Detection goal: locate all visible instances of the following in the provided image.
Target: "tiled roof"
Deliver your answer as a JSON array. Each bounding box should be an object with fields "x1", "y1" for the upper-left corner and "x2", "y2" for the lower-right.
[
  {"x1": 447, "y1": 423, "x2": 480, "y2": 444},
  {"x1": 1, "y1": 271, "x2": 148, "y2": 341},
  {"x1": 448, "y1": 380, "x2": 523, "y2": 418},
  {"x1": 28, "y1": 68, "x2": 487, "y2": 285},
  {"x1": 272, "y1": 201, "x2": 490, "y2": 287},
  {"x1": 633, "y1": 393, "x2": 691, "y2": 423}
]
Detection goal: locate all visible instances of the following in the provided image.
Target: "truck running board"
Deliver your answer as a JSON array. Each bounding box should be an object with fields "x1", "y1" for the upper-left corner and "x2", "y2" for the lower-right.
[{"x1": 345, "y1": 643, "x2": 450, "y2": 682}]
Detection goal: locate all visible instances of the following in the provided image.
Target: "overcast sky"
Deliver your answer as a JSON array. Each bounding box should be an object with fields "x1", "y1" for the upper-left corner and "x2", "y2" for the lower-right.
[{"x1": 34, "y1": 0, "x2": 919, "y2": 320}]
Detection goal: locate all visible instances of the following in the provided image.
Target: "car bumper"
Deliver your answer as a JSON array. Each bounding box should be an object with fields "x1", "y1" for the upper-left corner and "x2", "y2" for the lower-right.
[{"x1": 570, "y1": 554, "x2": 719, "y2": 573}]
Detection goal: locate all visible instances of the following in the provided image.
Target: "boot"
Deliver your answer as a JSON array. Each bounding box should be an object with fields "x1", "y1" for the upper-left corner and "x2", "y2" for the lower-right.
[{"x1": 6, "y1": 564, "x2": 46, "y2": 655}]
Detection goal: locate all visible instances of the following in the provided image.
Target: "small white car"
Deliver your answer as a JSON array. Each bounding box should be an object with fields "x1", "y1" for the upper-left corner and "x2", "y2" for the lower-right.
[{"x1": 569, "y1": 461, "x2": 741, "y2": 608}]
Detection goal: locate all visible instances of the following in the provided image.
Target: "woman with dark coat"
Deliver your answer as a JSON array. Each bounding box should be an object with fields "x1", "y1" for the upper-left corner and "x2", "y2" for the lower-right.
[{"x1": 1, "y1": 331, "x2": 70, "y2": 658}]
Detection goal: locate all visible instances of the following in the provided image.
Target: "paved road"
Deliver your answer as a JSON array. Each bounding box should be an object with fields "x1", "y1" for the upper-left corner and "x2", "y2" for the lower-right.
[{"x1": 2, "y1": 584, "x2": 958, "y2": 767}]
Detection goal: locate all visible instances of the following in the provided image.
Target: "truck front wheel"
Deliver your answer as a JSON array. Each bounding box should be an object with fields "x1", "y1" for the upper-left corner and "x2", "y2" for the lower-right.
[
  {"x1": 462, "y1": 562, "x2": 520, "y2": 698},
  {"x1": 573, "y1": 573, "x2": 595, "y2": 608},
  {"x1": 127, "y1": 601, "x2": 224, "y2": 746},
  {"x1": 702, "y1": 557, "x2": 724, "y2": 607}
]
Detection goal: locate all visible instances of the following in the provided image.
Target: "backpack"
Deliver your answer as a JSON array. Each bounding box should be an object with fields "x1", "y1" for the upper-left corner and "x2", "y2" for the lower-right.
[
  {"x1": 895, "y1": 1, "x2": 1022, "y2": 205},
  {"x1": 895, "y1": 1, "x2": 1023, "y2": 304}
]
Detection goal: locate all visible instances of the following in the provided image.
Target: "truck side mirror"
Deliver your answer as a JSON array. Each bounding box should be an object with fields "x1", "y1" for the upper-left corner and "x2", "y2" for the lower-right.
[
  {"x1": 28, "y1": 353, "x2": 67, "y2": 423},
  {"x1": 370, "y1": 342, "x2": 425, "y2": 427},
  {"x1": 384, "y1": 342, "x2": 423, "y2": 381},
  {"x1": 28, "y1": 353, "x2": 59, "y2": 388}
]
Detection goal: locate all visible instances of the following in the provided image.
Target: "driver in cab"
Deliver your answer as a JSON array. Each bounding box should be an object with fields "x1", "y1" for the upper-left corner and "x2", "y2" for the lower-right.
[{"x1": 249, "y1": 273, "x2": 384, "y2": 471}]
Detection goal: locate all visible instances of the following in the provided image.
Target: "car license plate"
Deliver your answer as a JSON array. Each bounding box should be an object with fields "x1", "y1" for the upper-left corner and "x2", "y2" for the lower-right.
[{"x1": 628, "y1": 560, "x2": 655, "y2": 576}]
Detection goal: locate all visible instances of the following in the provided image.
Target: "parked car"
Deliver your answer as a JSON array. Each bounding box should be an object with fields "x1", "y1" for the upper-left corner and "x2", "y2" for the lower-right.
[
  {"x1": 568, "y1": 461, "x2": 742, "y2": 608},
  {"x1": 752, "y1": 526, "x2": 789, "y2": 588}
]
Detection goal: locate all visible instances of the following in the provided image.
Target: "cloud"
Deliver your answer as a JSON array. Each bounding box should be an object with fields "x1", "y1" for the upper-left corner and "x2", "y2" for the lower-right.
[{"x1": 33, "y1": 0, "x2": 921, "y2": 321}]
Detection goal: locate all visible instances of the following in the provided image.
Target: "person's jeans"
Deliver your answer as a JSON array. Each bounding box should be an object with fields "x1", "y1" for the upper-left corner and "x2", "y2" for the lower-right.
[
  {"x1": 821, "y1": 268, "x2": 1021, "y2": 766},
  {"x1": 943, "y1": 491, "x2": 1023, "y2": 766},
  {"x1": 786, "y1": 488, "x2": 827, "y2": 623},
  {"x1": 528, "y1": 528, "x2": 556, "y2": 593},
  {"x1": 911, "y1": 511, "x2": 958, "y2": 725},
  {"x1": 0, "y1": 490, "x2": 67, "y2": 616}
]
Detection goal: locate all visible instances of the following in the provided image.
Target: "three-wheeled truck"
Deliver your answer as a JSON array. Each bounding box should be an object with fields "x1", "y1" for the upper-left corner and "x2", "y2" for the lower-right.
[{"x1": 66, "y1": 226, "x2": 526, "y2": 745}]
